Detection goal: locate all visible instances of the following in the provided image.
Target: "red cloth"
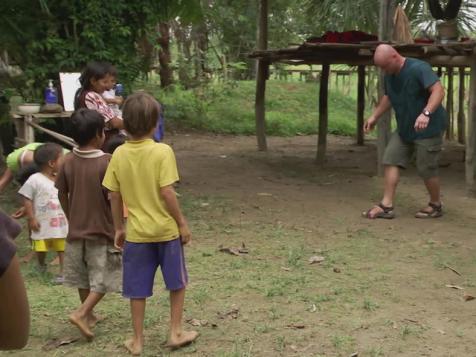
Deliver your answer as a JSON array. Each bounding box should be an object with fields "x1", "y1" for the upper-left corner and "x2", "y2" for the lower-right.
[{"x1": 306, "y1": 31, "x2": 378, "y2": 44}]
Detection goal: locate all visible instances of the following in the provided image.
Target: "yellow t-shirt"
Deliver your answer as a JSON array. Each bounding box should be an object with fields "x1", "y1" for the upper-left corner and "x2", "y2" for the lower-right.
[{"x1": 102, "y1": 139, "x2": 180, "y2": 243}]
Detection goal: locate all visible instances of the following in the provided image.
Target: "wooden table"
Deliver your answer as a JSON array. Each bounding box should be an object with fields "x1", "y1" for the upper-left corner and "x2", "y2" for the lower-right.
[{"x1": 11, "y1": 111, "x2": 73, "y2": 147}]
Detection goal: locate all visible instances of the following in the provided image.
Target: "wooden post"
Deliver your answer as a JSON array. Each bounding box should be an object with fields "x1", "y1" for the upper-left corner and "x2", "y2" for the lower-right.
[
  {"x1": 446, "y1": 67, "x2": 454, "y2": 140},
  {"x1": 316, "y1": 64, "x2": 330, "y2": 164},
  {"x1": 466, "y1": 56, "x2": 476, "y2": 193},
  {"x1": 458, "y1": 67, "x2": 466, "y2": 144},
  {"x1": 376, "y1": 0, "x2": 395, "y2": 175},
  {"x1": 254, "y1": 0, "x2": 268, "y2": 151},
  {"x1": 357, "y1": 65, "x2": 366, "y2": 145},
  {"x1": 13, "y1": 115, "x2": 35, "y2": 147}
]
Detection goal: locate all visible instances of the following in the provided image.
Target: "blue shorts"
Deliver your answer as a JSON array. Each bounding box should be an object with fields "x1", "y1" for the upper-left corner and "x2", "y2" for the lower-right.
[{"x1": 122, "y1": 238, "x2": 188, "y2": 299}]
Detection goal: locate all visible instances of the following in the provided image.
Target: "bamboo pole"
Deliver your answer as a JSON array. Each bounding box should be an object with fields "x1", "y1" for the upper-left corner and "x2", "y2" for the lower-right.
[
  {"x1": 254, "y1": 0, "x2": 268, "y2": 151},
  {"x1": 466, "y1": 55, "x2": 476, "y2": 193},
  {"x1": 377, "y1": 0, "x2": 395, "y2": 175},
  {"x1": 357, "y1": 65, "x2": 366, "y2": 145},
  {"x1": 446, "y1": 67, "x2": 454, "y2": 140},
  {"x1": 458, "y1": 67, "x2": 466, "y2": 144},
  {"x1": 316, "y1": 64, "x2": 330, "y2": 164}
]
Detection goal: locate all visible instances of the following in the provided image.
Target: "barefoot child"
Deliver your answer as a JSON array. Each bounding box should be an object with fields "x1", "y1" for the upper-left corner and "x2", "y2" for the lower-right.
[
  {"x1": 103, "y1": 92, "x2": 198, "y2": 355},
  {"x1": 17, "y1": 143, "x2": 67, "y2": 282},
  {"x1": 56, "y1": 109, "x2": 122, "y2": 340}
]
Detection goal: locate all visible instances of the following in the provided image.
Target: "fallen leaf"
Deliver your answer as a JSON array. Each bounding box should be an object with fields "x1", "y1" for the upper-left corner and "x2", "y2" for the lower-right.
[
  {"x1": 219, "y1": 155, "x2": 227, "y2": 158},
  {"x1": 438, "y1": 329, "x2": 446, "y2": 335},
  {"x1": 218, "y1": 307, "x2": 240, "y2": 319},
  {"x1": 445, "y1": 284, "x2": 464, "y2": 290},
  {"x1": 42, "y1": 337, "x2": 79, "y2": 351},
  {"x1": 238, "y1": 243, "x2": 249, "y2": 254},
  {"x1": 218, "y1": 246, "x2": 241, "y2": 256},
  {"x1": 286, "y1": 323, "x2": 306, "y2": 329},
  {"x1": 444, "y1": 264, "x2": 461, "y2": 276},
  {"x1": 463, "y1": 294, "x2": 475, "y2": 301},
  {"x1": 309, "y1": 304, "x2": 317, "y2": 313},
  {"x1": 308, "y1": 255, "x2": 325, "y2": 264},
  {"x1": 257, "y1": 192, "x2": 273, "y2": 196},
  {"x1": 281, "y1": 267, "x2": 291, "y2": 271},
  {"x1": 349, "y1": 353, "x2": 358, "y2": 357},
  {"x1": 200, "y1": 202, "x2": 210, "y2": 207},
  {"x1": 186, "y1": 318, "x2": 209, "y2": 327},
  {"x1": 333, "y1": 267, "x2": 341, "y2": 273}
]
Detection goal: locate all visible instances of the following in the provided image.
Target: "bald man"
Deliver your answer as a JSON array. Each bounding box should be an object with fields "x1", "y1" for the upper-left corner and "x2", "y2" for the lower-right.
[{"x1": 363, "y1": 44, "x2": 447, "y2": 219}]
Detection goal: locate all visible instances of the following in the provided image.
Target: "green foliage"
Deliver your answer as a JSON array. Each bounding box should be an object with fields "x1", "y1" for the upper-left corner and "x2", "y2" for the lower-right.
[
  {"x1": 139, "y1": 79, "x2": 362, "y2": 137},
  {"x1": 0, "y1": 0, "x2": 202, "y2": 99}
]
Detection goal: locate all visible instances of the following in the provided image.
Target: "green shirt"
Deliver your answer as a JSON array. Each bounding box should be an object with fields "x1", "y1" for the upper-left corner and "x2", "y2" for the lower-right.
[{"x1": 385, "y1": 58, "x2": 447, "y2": 142}]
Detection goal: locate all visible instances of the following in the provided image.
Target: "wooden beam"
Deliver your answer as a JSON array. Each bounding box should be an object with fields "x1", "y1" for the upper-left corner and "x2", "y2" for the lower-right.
[
  {"x1": 357, "y1": 65, "x2": 366, "y2": 145},
  {"x1": 466, "y1": 55, "x2": 476, "y2": 192},
  {"x1": 254, "y1": 0, "x2": 268, "y2": 151},
  {"x1": 377, "y1": 0, "x2": 395, "y2": 175},
  {"x1": 458, "y1": 67, "x2": 466, "y2": 144},
  {"x1": 316, "y1": 64, "x2": 330, "y2": 164},
  {"x1": 446, "y1": 67, "x2": 454, "y2": 140}
]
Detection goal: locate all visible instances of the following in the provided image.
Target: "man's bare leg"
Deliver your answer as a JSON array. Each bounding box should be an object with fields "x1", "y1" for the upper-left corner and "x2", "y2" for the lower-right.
[
  {"x1": 366, "y1": 165, "x2": 399, "y2": 218},
  {"x1": 166, "y1": 288, "x2": 198, "y2": 349},
  {"x1": 124, "y1": 298, "x2": 145, "y2": 356}
]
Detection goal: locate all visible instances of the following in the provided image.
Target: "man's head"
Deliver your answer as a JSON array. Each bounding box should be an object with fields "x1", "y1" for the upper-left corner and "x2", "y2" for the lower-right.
[
  {"x1": 123, "y1": 92, "x2": 160, "y2": 139},
  {"x1": 374, "y1": 44, "x2": 405, "y2": 74},
  {"x1": 69, "y1": 109, "x2": 105, "y2": 148}
]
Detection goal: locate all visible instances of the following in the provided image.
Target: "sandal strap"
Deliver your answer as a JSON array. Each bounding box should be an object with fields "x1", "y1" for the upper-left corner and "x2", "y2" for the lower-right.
[
  {"x1": 428, "y1": 202, "x2": 442, "y2": 211},
  {"x1": 377, "y1": 202, "x2": 393, "y2": 213}
]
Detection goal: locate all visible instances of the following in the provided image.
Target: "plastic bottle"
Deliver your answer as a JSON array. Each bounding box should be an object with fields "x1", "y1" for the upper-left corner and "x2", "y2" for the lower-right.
[
  {"x1": 44, "y1": 79, "x2": 58, "y2": 104},
  {"x1": 115, "y1": 83, "x2": 124, "y2": 96}
]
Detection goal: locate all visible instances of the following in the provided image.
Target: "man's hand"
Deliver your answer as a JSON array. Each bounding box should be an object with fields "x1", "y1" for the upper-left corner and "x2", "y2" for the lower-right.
[
  {"x1": 114, "y1": 229, "x2": 126, "y2": 250},
  {"x1": 364, "y1": 115, "x2": 378, "y2": 133},
  {"x1": 414, "y1": 113, "x2": 430, "y2": 132},
  {"x1": 28, "y1": 217, "x2": 40, "y2": 232},
  {"x1": 179, "y1": 223, "x2": 192, "y2": 245}
]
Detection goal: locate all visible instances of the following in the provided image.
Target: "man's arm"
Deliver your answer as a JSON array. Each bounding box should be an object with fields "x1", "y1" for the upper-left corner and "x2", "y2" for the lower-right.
[
  {"x1": 364, "y1": 95, "x2": 392, "y2": 133},
  {"x1": 160, "y1": 185, "x2": 191, "y2": 244},
  {"x1": 414, "y1": 81, "x2": 445, "y2": 132}
]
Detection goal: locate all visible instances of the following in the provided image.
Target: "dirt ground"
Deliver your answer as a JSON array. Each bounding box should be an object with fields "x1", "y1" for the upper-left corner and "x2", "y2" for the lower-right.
[{"x1": 1, "y1": 132, "x2": 476, "y2": 357}]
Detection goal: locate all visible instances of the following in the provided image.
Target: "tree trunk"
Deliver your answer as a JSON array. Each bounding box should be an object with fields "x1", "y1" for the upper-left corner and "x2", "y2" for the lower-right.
[
  {"x1": 158, "y1": 22, "x2": 173, "y2": 88},
  {"x1": 446, "y1": 67, "x2": 454, "y2": 140},
  {"x1": 255, "y1": 0, "x2": 268, "y2": 151},
  {"x1": 192, "y1": 21, "x2": 209, "y2": 81},
  {"x1": 172, "y1": 20, "x2": 192, "y2": 86},
  {"x1": 458, "y1": 67, "x2": 466, "y2": 144}
]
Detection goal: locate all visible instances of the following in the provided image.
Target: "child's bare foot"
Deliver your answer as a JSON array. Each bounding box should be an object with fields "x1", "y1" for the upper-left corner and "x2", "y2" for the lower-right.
[
  {"x1": 165, "y1": 330, "x2": 199, "y2": 350},
  {"x1": 88, "y1": 313, "x2": 104, "y2": 328},
  {"x1": 124, "y1": 338, "x2": 143, "y2": 356},
  {"x1": 69, "y1": 312, "x2": 94, "y2": 341}
]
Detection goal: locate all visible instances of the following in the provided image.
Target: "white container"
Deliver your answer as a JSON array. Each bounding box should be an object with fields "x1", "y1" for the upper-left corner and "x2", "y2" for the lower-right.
[{"x1": 18, "y1": 103, "x2": 41, "y2": 115}]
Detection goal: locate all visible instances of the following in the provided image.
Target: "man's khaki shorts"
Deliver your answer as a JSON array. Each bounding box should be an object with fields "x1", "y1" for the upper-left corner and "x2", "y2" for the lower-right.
[
  {"x1": 64, "y1": 239, "x2": 122, "y2": 294},
  {"x1": 382, "y1": 131, "x2": 443, "y2": 180}
]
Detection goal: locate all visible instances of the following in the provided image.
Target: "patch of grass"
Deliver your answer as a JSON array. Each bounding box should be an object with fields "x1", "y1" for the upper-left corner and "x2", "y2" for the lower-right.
[
  {"x1": 137, "y1": 79, "x2": 367, "y2": 137},
  {"x1": 363, "y1": 298, "x2": 379, "y2": 311}
]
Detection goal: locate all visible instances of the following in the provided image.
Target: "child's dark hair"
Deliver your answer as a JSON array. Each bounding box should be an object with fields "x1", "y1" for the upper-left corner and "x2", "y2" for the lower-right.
[
  {"x1": 74, "y1": 61, "x2": 113, "y2": 109},
  {"x1": 123, "y1": 92, "x2": 160, "y2": 137},
  {"x1": 33, "y1": 143, "x2": 63, "y2": 169},
  {"x1": 104, "y1": 134, "x2": 126, "y2": 154},
  {"x1": 107, "y1": 65, "x2": 117, "y2": 77},
  {"x1": 69, "y1": 109, "x2": 105, "y2": 146}
]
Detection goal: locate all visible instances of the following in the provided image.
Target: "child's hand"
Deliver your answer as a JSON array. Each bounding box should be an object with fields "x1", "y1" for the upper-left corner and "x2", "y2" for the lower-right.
[
  {"x1": 115, "y1": 96, "x2": 124, "y2": 105},
  {"x1": 114, "y1": 229, "x2": 126, "y2": 250},
  {"x1": 28, "y1": 217, "x2": 40, "y2": 232},
  {"x1": 179, "y1": 223, "x2": 192, "y2": 245},
  {"x1": 11, "y1": 207, "x2": 26, "y2": 219}
]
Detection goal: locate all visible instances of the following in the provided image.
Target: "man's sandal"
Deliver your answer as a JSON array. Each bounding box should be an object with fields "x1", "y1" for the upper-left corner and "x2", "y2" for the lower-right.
[
  {"x1": 415, "y1": 202, "x2": 443, "y2": 218},
  {"x1": 362, "y1": 203, "x2": 395, "y2": 219}
]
